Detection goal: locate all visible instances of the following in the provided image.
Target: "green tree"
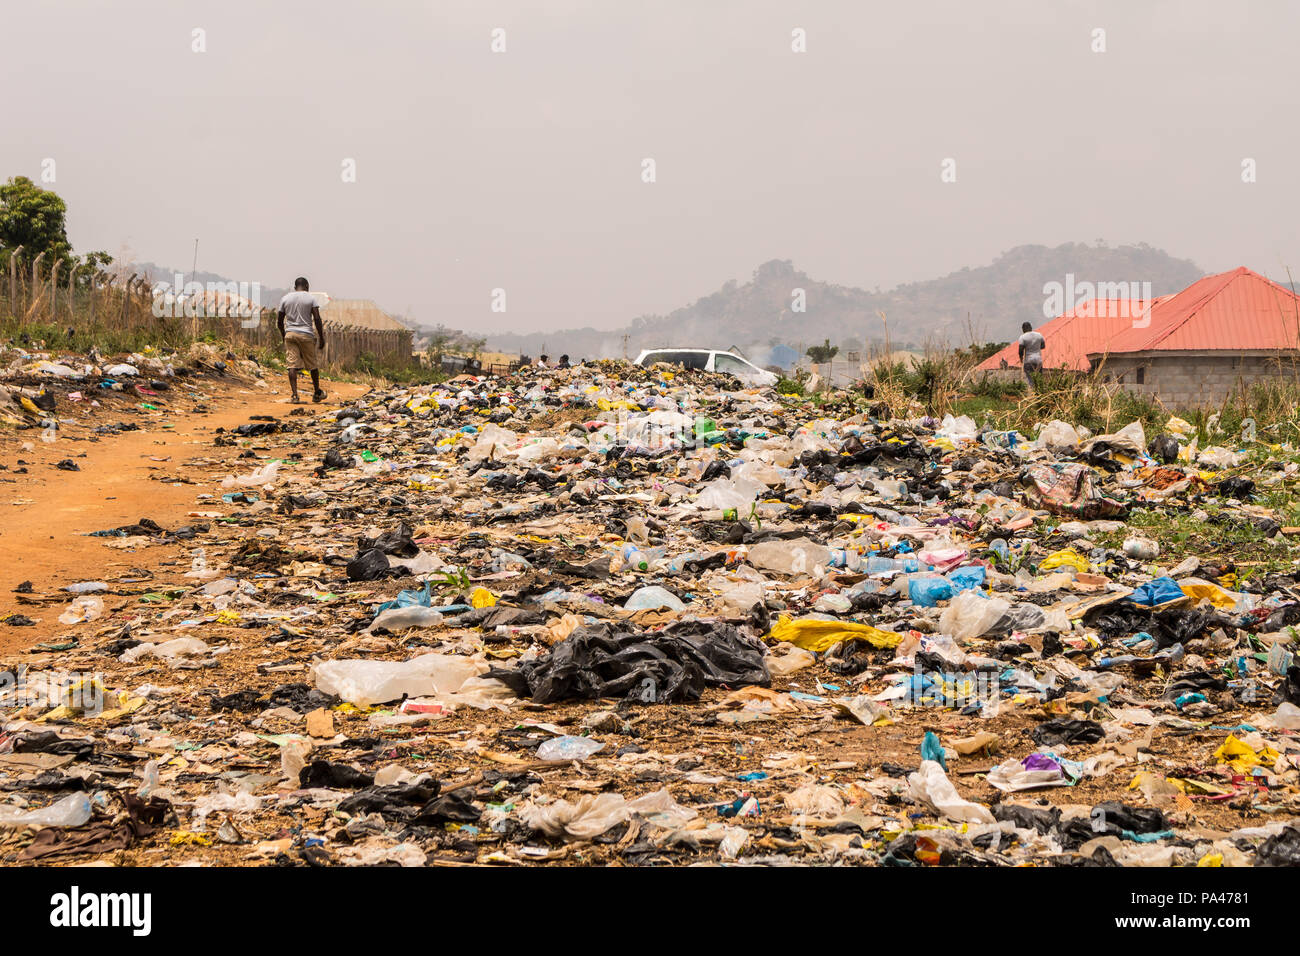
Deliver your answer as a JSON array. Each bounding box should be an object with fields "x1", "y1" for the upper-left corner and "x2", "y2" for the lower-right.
[
  {"x1": 0, "y1": 176, "x2": 72, "y2": 268},
  {"x1": 806, "y1": 338, "x2": 839, "y2": 364},
  {"x1": 0, "y1": 176, "x2": 111, "y2": 280}
]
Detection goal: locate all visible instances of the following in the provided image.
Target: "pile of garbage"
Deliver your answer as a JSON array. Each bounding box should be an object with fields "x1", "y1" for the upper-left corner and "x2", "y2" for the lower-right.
[
  {"x1": 0, "y1": 339, "x2": 273, "y2": 444},
  {"x1": 4, "y1": 359, "x2": 1300, "y2": 867}
]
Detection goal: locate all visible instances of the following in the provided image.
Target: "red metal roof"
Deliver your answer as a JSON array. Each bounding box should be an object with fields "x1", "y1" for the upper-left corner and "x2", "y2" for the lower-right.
[
  {"x1": 1092, "y1": 267, "x2": 1300, "y2": 356},
  {"x1": 976, "y1": 298, "x2": 1156, "y2": 372}
]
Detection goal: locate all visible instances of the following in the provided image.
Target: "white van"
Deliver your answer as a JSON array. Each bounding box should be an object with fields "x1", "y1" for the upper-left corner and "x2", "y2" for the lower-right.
[{"x1": 633, "y1": 348, "x2": 778, "y2": 386}]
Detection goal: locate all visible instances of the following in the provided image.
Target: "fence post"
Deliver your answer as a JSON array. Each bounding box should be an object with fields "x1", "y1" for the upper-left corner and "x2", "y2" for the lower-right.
[
  {"x1": 122, "y1": 272, "x2": 137, "y2": 327},
  {"x1": 66, "y1": 263, "x2": 77, "y2": 324},
  {"x1": 88, "y1": 269, "x2": 96, "y2": 325},
  {"x1": 135, "y1": 276, "x2": 149, "y2": 333},
  {"x1": 29, "y1": 252, "x2": 47, "y2": 325},
  {"x1": 7, "y1": 245, "x2": 21, "y2": 320},
  {"x1": 49, "y1": 258, "x2": 63, "y2": 323}
]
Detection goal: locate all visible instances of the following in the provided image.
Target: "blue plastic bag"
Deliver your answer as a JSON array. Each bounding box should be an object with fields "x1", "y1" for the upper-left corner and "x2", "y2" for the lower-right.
[
  {"x1": 909, "y1": 576, "x2": 955, "y2": 607},
  {"x1": 921, "y1": 731, "x2": 947, "y2": 770},
  {"x1": 947, "y1": 564, "x2": 986, "y2": 593},
  {"x1": 1128, "y1": 576, "x2": 1184, "y2": 607}
]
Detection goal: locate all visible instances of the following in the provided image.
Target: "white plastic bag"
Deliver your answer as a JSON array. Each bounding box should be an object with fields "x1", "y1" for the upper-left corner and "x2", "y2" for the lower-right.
[
  {"x1": 518, "y1": 789, "x2": 695, "y2": 840},
  {"x1": 783, "y1": 784, "x2": 845, "y2": 819},
  {"x1": 0, "y1": 792, "x2": 92, "y2": 828},
  {"x1": 696, "y1": 478, "x2": 760, "y2": 511},
  {"x1": 120, "y1": 638, "x2": 211, "y2": 663},
  {"x1": 624, "y1": 586, "x2": 686, "y2": 611},
  {"x1": 936, "y1": 414, "x2": 978, "y2": 443},
  {"x1": 907, "y1": 760, "x2": 994, "y2": 823},
  {"x1": 746, "y1": 538, "x2": 830, "y2": 575},
  {"x1": 468, "y1": 424, "x2": 517, "y2": 461},
  {"x1": 221, "y1": 460, "x2": 280, "y2": 489},
  {"x1": 313, "y1": 653, "x2": 487, "y2": 707},
  {"x1": 939, "y1": 590, "x2": 1010, "y2": 641},
  {"x1": 58, "y1": 596, "x2": 103, "y2": 625},
  {"x1": 1036, "y1": 420, "x2": 1081, "y2": 450}
]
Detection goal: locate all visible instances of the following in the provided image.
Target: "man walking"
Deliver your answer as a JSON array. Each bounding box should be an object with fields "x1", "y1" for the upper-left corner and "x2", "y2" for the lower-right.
[
  {"x1": 1017, "y1": 321, "x2": 1045, "y2": 391},
  {"x1": 277, "y1": 277, "x2": 327, "y2": 403}
]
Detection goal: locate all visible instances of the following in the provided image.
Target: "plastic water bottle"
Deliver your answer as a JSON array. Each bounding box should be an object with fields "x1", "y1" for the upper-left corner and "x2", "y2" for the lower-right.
[
  {"x1": 537, "y1": 736, "x2": 605, "y2": 762},
  {"x1": 368, "y1": 606, "x2": 445, "y2": 632},
  {"x1": 827, "y1": 549, "x2": 863, "y2": 572},
  {"x1": 1268, "y1": 642, "x2": 1295, "y2": 676},
  {"x1": 621, "y1": 543, "x2": 649, "y2": 571},
  {"x1": 65, "y1": 581, "x2": 108, "y2": 594},
  {"x1": 665, "y1": 551, "x2": 711, "y2": 574},
  {"x1": 865, "y1": 555, "x2": 922, "y2": 574}
]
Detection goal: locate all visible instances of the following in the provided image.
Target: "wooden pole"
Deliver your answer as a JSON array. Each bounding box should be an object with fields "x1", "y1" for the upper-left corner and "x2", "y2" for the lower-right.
[
  {"x1": 123, "y1": 272, "x2": 137, "y2": 327},
  {"x1": 29, "y1": 252, "x2": 47, "y2": 326},
  {"x1": 67, "y1": 263, "x2": 77, "y2": 324},
  {"x1": 7, "y1": 245, "x2": 21, "y2": 320}
]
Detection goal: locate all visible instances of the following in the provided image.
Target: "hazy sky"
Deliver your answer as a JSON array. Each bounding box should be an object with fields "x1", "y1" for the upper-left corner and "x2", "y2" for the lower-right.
[{"x1": 6, "y1": 0, "x2": 1297, "y2": 333}]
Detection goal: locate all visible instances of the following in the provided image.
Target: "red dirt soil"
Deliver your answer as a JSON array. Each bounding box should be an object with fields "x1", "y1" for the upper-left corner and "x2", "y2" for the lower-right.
[{"x1": 0, "y1": 373, "x2": 367, "y2": 653}]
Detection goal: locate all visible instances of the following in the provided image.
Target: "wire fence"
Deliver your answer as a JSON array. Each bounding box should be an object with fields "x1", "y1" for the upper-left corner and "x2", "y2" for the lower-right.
[{"x1": 0, "y1": 254, "x2": 414, "y2": 370}]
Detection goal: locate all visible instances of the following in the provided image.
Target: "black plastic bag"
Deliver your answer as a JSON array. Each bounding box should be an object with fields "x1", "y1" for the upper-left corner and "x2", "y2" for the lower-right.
[
  {"x1": 1147, "y1": 434, "x2": 1180, "y2": 464},
  {"x1": 489, "y1": 620, "x2": 769, "y2": 705},
  {"x1": 299, "y1": 760, "x2": 375, "y2": 789},
  {"x1": 358, "y1": 522, "x2": 418, "y2": 558},
  {"x1": 1084, "y1": 603, "x2": 1221, "y2": 649},
  {"x1": 268, "y1": 683, "x2": 337, "y2": 714},
  {"x1": 13, "y1": 731, "x2": 94, "y2": 758},
  {"x1": 338, "y1": 783, "x2": 441, "y2": 819},
  {"x1": 323, "y1": 447, "x2": 353, "y2": 469},
  {"x1": 414, "y1": 792, "x2": 480, "y2": 825},
  {"x1": 346, "y1": 548, "x2": 391, "y2": 581},
  {"x1": 210, "y1": 690, "x2": 265, "y2": 712},
  {"x1": 1165, "y1": 669, "x2": 1228, "y2": 700},
  {"x1": 1278, "y1": 665, "x2": 1300, "y2": 706},
  {"x1": 1030, "y1": 718, "x2": 1105, "y2": 746},
  {"x1": 1217, "y1": 476, "x2": 1255, "y2": 498},
  {"x1": 1091, "y1": 801, "x2": 1166, "y2": 834},
  {"x1": 992, "y1": 803, "x2": 1060, "y2": 834},
  {"x1": 1257, "y1": 826, "x2": 1300, "y2": 865}
]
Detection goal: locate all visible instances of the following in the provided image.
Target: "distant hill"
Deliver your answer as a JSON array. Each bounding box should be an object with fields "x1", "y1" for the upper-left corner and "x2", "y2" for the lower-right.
[{"x1": 488, "y1": 242, "x2": 1205, "y2": 362}]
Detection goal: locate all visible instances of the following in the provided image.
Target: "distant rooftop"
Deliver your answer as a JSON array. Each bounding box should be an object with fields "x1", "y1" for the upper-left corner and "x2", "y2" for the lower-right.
[{"x1": 318, "y1": 297, "x2": 405, "y2": 332}]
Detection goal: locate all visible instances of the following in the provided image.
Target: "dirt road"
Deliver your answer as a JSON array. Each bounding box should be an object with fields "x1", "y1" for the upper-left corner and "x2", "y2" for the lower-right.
[{"x1": 0, "y1": 373, "x2": 367, "y2": 652}]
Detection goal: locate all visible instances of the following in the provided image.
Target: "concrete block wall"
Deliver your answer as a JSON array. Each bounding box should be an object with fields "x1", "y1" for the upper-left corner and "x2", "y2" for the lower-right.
[{"x1": 1102, "y1": 354, "x2": 1300, "y2": 408}]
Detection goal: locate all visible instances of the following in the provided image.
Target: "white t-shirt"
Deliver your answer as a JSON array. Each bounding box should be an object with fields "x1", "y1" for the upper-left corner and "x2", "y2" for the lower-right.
[
  {"x1": 1019, "y1": 331, "x2": 1045, "y2": 364},
  {"x1": 279, "y1": 291, "x2": 318, "y2": 335}
]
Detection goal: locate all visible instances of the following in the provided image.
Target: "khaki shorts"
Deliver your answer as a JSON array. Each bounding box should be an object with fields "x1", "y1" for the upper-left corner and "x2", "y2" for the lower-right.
[{"x1": 285, "y1": 331, "x2": 319, "y2": 371}]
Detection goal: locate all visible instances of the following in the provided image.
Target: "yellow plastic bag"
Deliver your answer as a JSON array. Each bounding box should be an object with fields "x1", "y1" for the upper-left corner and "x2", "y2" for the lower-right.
[
  {"x1": 470, "y1": 586, "x2": 497, "y2": 609},
  {"x1": 765, "y1": 615, "x2": 903, "y2": 653},
  {"x1": 1179, "y1": 581, "x2": 1239, "y2": 609},
  {"x1": 1039, "y1": 549, "x2": 1089, "y2": 573},
  {"x1": 1213, "y1": 734, "x2": 1278, "y2": 773}
]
